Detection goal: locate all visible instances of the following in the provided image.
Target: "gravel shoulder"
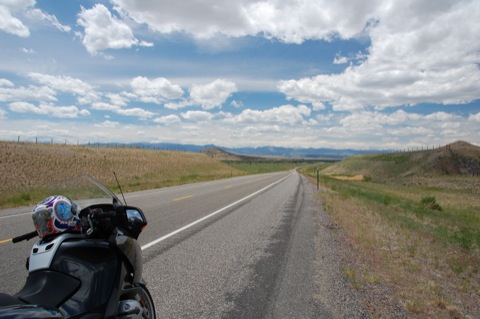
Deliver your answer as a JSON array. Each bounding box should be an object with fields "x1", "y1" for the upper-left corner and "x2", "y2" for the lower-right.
[{"x1": 299, "y1": 175, "x2": 368, "y2": 319}]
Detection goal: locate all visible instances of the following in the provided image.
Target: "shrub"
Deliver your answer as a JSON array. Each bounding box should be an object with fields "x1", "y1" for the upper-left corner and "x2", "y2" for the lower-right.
[
  {"x1": 420, "y1": 196, "x2": 442, "y2": 211},
  {"x1": 362, "y1": 175, "x2": 372, "y2": 182}
]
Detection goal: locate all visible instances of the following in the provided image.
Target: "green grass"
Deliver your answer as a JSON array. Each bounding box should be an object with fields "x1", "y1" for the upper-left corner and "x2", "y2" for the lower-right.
[
  {"x1": 320, "y1": 175, "x2": 480, "y2": 251},
  {"x1": 313, "y1": 174, "x2": 480, "y2": 317},
  {"x1": 225, "y1": 160, "x2": 309, "y2": 174}
]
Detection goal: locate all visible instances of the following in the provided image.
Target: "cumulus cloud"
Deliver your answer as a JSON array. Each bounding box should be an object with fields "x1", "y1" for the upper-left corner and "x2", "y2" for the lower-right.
[
  {"x1": 227, "y1": 104, "x2": 311, "y2": 125},
  {"x1": 28, "y1": 73, "x2": 93, "y2": 95},
  {"x1": 190, "y1": 79, "x2": 237, "y2": 110},
  {"x1": 110, "y1": 0, "x2": 480, "y2": 111},
  {"x1": 0, "y1": 0, "x2": 34, "y2": 37},
  {"x1": 110, "y1": 0, "x2": 378, "y2": 43},
  {"x1": 116, "y1": 107, "x2": 155, "y2": 118},
  {"x1": 95, "y1": 120, "x2": 119, "y2": 128},
  {"x1": 91, "y1": 102, "x2": 121, "y2": 111},
  {"x1": 0, "y1": 84, "x2": 56, "y2": 103},
  {"x1": 28, "y1": 73, "x2": 100, "y2": 104},
  {"x1": 166, "y1": 79, "x2": 237, "y2": 110},
  {"x1": 278, "y1": 0, "x2": 480, "y2": 110},
  {"x1": 154, "y1": 114, "x2": 181, "y2": 125},
  {"x1": 77, "y1": 4, "x2": 153, "y2": 55},
  {"x1": 181, "y1": 110, "x2": 214, "y2": 122},
  {"x1": 9, "y1": 101, "x2": 90, "y2": 118},
  {"x1": 130, "y1": 76, "x2": 184, "y2": 104},
  {"x1": 0, "y1": 79, "x2": 14, "y2": 87}
]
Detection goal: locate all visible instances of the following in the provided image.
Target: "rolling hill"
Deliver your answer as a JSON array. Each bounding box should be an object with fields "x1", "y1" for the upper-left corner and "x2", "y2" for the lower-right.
[{"x1": 322, "y1": 140, "x2": 480, "y2": 181}]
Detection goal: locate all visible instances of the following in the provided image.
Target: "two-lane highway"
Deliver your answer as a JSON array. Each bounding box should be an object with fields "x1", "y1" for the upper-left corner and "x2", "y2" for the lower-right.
[{"x1": 0, "y1": 171, "x2": 324, "y2": 318}]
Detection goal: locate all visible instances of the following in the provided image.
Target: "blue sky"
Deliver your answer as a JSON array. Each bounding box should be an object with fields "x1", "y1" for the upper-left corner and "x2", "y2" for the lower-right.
[{"x1": 0, "y1": 0, "x2": 479, "y2": 150}]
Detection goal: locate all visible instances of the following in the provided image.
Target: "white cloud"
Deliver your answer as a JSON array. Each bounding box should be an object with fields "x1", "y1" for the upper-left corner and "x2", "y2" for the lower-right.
[
  {"x1": 26, "y1": 8, "x2": 71, "y2": 32},
  {"x1": 190, "y1": 79, "x2": 237, "y2": 110},
  {"x1": 227, "y1": 104, "x2": 311, "y2": 125},
  {"x1": 0, "y1": 78, "x2": 14, "y2": 87},
  {"x1": 278, "y1": 0, "x2": 480, "y2": 110},
  {"x1": 22, "y1": 47, "x2": 35, "y2": 54},
  {"x1": 469, "y1": 113, "x2": 480, "y2": 122},
  {"x1": 165, "y1": 79, "x2": 237, "y2": 110},
  {"x1": 91, "y1": 102, "x2": 121, "y2": 111},
  {"x1": 28, "y1": 73, "x2": 100, "y2": 104},
  {"x1": 312, "y1": 101, "x2": 326, "y2": 111},
  {"x1": 9, "y1": 101, "x2": 90, "y2": 118},
  {"x1": 116, "y1": 107, "x2": 155, "y2": 118},
  {"x1": 130, "y1": 76, "x2": 184, "y2": 104},
  {"x1": 9, "y1": 101, "x2": 47, "y2": 115},
  {"x1": 0, "y1": 0, "x2": 34, "y2": 37},
  {"x1": 231, "y1": 100, "x2": 243, "y2": 108},
  {"x1": 181, "y1": 110, "x2": 214, "y2": 122},
  {"x1": 95, "y1": 120, "x2": 119, "y2": 128},
  {"x1": 110, "y1": 0, "x2": 379, "y2": 43},
  {"x1": 179, "y1": 79, "x2": 238, "y2": 110},
  {"x1": 111, "y1": 1, "x2": 253, "y2": 40},
  {"x1": 153, "y1": 114, "x2": 181, "y2": 125},
  {"x1": 77, "y1": 4, "x2": 152, "y2": 55},
  {"x1": 106, "y1": 93, "x2": 129, "y2": 107},
  {"x1": 333, "y1": 55, "x2": 349, "y2": 64},
  {"x1": 0, "y1": 85, "x2": 56, "y2": 103},
  {"x1": 28, "y1": 73, "x2": 93, "y2": 95}
]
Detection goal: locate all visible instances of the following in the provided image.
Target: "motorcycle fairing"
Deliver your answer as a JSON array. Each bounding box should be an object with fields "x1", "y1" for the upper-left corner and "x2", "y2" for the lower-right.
[{"x1": 50, "y1": 239, "x2": 118, "y2": 317}]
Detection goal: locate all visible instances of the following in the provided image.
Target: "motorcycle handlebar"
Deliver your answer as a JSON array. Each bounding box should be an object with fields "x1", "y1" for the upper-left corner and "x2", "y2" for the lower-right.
[
  {"x1": 90, "y1": 209, "x2": 116, "y2": 219},
  {"x1": 12, "y1": 231, "x2": 38, "y2": 243}
]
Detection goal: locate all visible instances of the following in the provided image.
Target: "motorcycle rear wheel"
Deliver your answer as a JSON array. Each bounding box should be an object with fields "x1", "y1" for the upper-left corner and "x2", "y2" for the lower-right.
[
  {"x1": 119, "y1": 283, "x2": 156, "y2": 319},
  {"x1": 136, "y1": 284, "x2": 156, "y2": 319}
]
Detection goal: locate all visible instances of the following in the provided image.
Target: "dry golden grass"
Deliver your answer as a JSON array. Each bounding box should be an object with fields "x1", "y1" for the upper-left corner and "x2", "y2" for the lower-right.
[
  {"x1": 0, "y1": 141, "x2": 243, "y2": 208},
  {"x1": 327, "y1": 174, "x2": 364, "y2": 181}
]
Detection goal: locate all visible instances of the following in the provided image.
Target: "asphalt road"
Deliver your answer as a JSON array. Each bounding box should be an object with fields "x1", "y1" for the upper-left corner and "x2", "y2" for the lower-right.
[{"x1": 0, "y1": 171, "x2": 324, "y2": 318}]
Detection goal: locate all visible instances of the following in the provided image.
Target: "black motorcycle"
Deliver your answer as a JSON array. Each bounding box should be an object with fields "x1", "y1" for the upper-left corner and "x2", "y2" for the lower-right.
[{"x1": 0, "y1": 175, "x2": 156, "y2": 319}]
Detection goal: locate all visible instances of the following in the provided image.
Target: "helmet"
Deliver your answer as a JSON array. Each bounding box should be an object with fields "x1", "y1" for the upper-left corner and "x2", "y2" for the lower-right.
[{"x1": 32, "y1": 195, "x2": 81, "y2": 238}]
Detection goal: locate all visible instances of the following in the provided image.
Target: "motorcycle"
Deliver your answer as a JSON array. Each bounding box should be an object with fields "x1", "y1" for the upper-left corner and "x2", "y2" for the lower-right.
[{"x1": 0, "y1": 175, "x2": 156, "y2": 319}]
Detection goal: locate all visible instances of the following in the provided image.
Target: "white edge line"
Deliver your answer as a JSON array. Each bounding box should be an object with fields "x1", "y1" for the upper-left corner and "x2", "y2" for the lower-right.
[{"x1": 141, "y1": 173, "x2": 290, "y2": 251}]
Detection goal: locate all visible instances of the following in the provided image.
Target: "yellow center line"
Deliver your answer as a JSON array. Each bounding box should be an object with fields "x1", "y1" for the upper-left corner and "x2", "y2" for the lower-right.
[
  {"x1": 173, "y1": 195, "x2": 193, "y2": 202},
  {"x1": 224, "y1": 185, "x2": 233, "y2": 189},
  {"x1": 0, "y1": 238, "x2": 12, "y2": 244}
]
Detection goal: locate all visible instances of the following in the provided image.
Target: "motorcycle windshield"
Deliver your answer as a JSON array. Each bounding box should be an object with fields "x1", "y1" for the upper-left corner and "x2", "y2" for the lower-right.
[{"x1": 40, "y1": 175, "x2": 124, "y2": 210}]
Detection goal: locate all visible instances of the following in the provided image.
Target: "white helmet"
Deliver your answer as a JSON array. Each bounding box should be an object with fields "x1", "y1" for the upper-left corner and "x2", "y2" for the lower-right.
[{"x1": 32, "y1": 195, "x2": 81, "y2": 238}]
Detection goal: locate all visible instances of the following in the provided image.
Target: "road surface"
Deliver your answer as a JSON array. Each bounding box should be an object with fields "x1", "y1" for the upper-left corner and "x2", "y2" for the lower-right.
[{"x1": 0, "y1": 171, "x2": 366, "y2": 318}]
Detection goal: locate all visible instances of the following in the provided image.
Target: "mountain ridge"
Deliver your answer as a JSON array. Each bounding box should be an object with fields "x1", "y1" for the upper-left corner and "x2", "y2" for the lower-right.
[{"x1": 124, "y1": 142, "x2": 380, "y2": 159}]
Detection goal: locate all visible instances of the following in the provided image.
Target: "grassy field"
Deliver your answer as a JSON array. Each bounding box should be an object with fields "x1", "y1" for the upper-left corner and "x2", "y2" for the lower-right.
[
  {"x1": 300, "y1": 143, "x2": 480, "y2": 318},
  {"x1": 0, "y1": 141, "x2": 249, "y2": 208},
  {"x1": 0, "y1": 141, "x2": 304, "y2": 209}
]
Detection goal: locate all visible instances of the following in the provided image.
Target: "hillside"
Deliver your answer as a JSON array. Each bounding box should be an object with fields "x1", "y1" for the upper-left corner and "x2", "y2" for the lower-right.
[
  {"x1": 200, "y1": 148, "x2": 252, "y2": 161},
  {"x1": 200, "y1": 147, "x2": 274, "y2": 161},
  {"x1": 0, "y1": 141, "x2": 243, "y2": 207},
  {"x1": 323, "y1": 140, "x2": 480, "y2": 181}
]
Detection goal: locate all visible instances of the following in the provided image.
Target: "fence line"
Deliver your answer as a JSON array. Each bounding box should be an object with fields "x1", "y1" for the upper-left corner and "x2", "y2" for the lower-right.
[{"x1": 3, "y1": 136, "x2": 204, "y2": 154}]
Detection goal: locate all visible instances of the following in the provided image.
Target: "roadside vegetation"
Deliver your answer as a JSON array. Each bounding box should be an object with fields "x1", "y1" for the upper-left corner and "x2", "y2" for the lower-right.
[
  {"x1": 301, "y1": 141, "x2": 480, "y2": 318},
  {"x1": 0, "y1": 142, "x2": 310, "y2": 208},
  {"x1": 0, "y1": 141, "x2": 245, "y2": 208}
]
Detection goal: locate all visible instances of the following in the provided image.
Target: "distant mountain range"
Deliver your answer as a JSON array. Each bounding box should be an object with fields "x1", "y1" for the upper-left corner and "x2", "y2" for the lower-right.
[{"x1": 116, "y1": 142, "x2": 380, "y2": 159}]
